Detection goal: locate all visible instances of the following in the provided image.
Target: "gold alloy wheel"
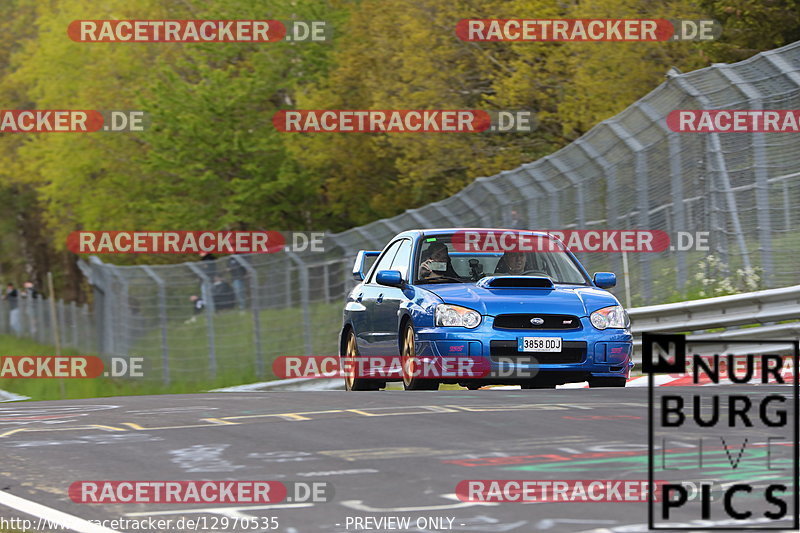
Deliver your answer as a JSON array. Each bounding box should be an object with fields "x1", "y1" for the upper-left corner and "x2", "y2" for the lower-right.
[
  {"x1": 402, "y1": 325, "x2": 416, "y2": 387},
  {"x1": 345, "y1": 331, "x2": 358, "y2": 390}
]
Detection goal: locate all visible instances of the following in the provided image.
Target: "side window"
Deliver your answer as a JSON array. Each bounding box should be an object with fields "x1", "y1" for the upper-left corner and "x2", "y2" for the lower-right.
[
  {"x1": 367, "y1": 240, "x2": 402, "y2": 283},
  {"x1": 389, "y1": 239, "x2": 412, "y2": 280}
]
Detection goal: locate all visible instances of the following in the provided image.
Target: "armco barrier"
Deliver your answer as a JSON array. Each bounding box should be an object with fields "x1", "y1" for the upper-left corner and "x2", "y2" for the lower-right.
[{"x1": 629, "y1": 284, "x2": 800, "y2": 362}]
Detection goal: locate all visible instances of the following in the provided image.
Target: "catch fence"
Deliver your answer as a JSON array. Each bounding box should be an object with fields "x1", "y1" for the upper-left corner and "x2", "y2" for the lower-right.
[{"x1": 2, "y1": 41, "x2": 800, "y2": 385}]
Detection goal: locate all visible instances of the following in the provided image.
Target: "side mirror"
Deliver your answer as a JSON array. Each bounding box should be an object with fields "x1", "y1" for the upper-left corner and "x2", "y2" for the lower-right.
[
  {"x1": 376, "y1": 270, "x2": 404, "y2": 287},
  {"x1": 352, "y1": 250, "x2": 380, "y2": 281},
  {"x1": 593, "y1": 272, "x2": 616, "y2": 289}
]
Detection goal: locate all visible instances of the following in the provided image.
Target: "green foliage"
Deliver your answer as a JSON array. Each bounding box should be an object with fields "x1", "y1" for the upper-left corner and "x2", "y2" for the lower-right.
[{"x1": 0, "y1": 0, "x2": 797, "y2": 278}]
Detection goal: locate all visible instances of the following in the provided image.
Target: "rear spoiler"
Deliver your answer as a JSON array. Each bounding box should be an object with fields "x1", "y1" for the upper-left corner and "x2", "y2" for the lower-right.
[{"x1": 352, "y1": 250, "x2": 380, "y2": 281}]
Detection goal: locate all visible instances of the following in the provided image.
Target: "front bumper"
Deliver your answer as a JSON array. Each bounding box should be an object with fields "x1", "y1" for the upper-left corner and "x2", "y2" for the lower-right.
[{"x1": 412, "y1": 315, "x2": 633, "y2": 384}]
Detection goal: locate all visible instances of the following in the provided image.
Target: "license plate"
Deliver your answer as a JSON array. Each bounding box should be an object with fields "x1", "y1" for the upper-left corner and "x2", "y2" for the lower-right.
[{"x1": 518, "y1": 337, "x2": 562, "y2": 352}]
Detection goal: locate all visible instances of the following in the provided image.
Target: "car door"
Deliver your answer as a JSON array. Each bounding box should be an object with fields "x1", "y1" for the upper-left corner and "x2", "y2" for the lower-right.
[
  {"x1": 358, "y1": 240, "x2": 402, "y2": 355},
  {"x1": 371, "y1": 238, "x2": 413, "y2": 356}
]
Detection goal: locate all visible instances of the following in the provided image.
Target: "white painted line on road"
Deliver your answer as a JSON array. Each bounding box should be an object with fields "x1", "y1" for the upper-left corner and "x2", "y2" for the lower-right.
[
  {"x1": 0, "y1": 389, "x2": 30, "y2": 402},
  {"x1": 210, "y1": 377, "x2": 342, "y2": 392},
  {"x1": 0, "y1": 489, "x2": 120, "y2": 533},
  {"x1": 340, "y1": 493, "x2": 497, "y2": 512},
  {"x1": 125, "y1": 502, "x2": 314, "y2": 517}
]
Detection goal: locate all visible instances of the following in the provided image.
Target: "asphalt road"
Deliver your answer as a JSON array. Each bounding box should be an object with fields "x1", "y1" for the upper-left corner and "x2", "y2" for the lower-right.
[{"x1": 0, "y1": 387, "x2": 795, "y2": 533}]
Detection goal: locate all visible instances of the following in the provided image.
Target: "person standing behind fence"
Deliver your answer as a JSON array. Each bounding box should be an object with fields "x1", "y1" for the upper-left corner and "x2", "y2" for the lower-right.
[
  {"x1": 227, "y1": 256, "x2": 247, "y2": 310},
  {"x1": 198, "y1": 252, "x2": 217, "y2": 308},
  {"x1": 3, "y1": 283, "x2": 21, "y2": 335},
  {"x1": 212, "y1": 276, "x2": 235, "y2": 311},
  {"x1": 21, "y1": 281, "x2": 39, "y2": 335},
  {"x1": 199, "y1": 251, "x2": 217, "y2": 277},
  {"x1": 185, "y1": 295, "x2": 205, "y2": 324}
]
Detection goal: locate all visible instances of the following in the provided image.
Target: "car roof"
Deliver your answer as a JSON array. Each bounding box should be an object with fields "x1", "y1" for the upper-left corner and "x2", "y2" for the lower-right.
[{"x1": 395, "y1": 228, "x2": 555, "y2": 239}]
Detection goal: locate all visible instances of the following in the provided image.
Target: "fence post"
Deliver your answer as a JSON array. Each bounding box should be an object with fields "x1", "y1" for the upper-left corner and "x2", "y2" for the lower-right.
[
  {"x1": 461, "y1": 181, "x2": 494, "y2": 223},
  {"x1": 639, "y1": 102, "x2": 688, "y2": 291},
  {"x1": 477, "y1": 176, "x2": 513, "y2": 226},
  {"x1": 322, "y1": 262, "x2": 330, "y2": 304},
  {"x1": 674, "y1": 77, "x2": 752, "y2": 275},
  {"x1": 751, "y1": 129, "x2": 774, "y2": 282},
  {"x1": 108, "y1": 267, "x2": 130, "y2": 356},
  {"x1": 285, "y1": 257, "x2": 292, "y2": 308},
  {"x1": 187, "y1": 262, "x2": 216, "y2": 379},
  {"x1": 669, "y1": 135, "x2": 687, "y2": 290},
  {"x1": 36, "y1": 297, "x2": 46, "y2": 344},
  {"x1": 716, "y1": 67, "x2": 773, "y2": 282},
  {"x1": 82, "y1": 303, "x2": 91, "y2": 353},
  {"x1": 19, "y1": 297, "x2": 29, "y2": 336},
  {"x1": 47, "y1": 272, "x2": 61, "y2": 355},
  {"x1": 518, "y1": 164, "x2": 558, "y2": 231},
  {"x1": 703, "y1": 142, "x2": 728, "y2": 268},
  {"x1": 232, "y1": 255, "x2": 263, "y2": 378},
  {"x1": 143, "y1": 266, "x2": 170, "y2": 385},
  {"x1": 608, "y1": 121, "x2": 652, "y2": 303},
  {"x1": 88, "y1": 256, "x2": 115, "y2": 355},
  {"x1": 286, "y1": 251, "x2": 313, "y2": 356},
  {"x1": 70, "y1": 301, "x2": 78, "y2": 349},
  {"x1": 57, "y1": 300, "x2": 67, "y2": 350},
  {"x1": 548, "y1": 157, "x2": 586, "y2": 228},
  {"x1": 575, "y1": 139, "x2": 624, "y2": 282},
  {"x1": 709, "y1": 134, "x2": 752, "y2": 272}
]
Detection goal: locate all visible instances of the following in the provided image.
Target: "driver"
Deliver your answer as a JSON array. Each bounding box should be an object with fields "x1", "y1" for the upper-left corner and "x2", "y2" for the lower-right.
[
  {"x1": 495, "y1": 251, "x2": 527, "y2": 275},
  {"x1": 419, "y1": 242, "x2": 459, "y2": 280}
]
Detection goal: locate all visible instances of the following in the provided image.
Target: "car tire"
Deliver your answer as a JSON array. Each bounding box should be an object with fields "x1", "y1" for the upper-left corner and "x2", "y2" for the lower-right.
[
  {"x1": 343, "y1": 330, "x2": 384, "y2": 391},
  {"x1": 402, "y1": 322, "x2": 439, "y2": 391},
  {"x1": 465, "y1": 383, "x2": 482, "y2": 390},
  {"x1": 588, "y1": 377, "x2": 627, "y2": 388}
]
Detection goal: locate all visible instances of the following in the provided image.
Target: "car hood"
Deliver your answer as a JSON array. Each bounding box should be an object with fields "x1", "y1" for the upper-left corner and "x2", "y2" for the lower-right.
[{"x1": 422, "y1": 283, "x2": 619, "y2": 316}]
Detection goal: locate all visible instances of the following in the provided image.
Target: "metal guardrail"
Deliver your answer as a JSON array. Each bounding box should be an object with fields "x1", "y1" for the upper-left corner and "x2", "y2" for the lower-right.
[{"x1": 629, "y1": 285, "x2": 800, "y2": 360}]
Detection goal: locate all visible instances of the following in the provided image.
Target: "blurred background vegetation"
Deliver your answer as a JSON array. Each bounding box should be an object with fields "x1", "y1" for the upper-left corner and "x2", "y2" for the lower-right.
[{"x1": 0, "y1": 0, "x2": 798, "y2": 302}]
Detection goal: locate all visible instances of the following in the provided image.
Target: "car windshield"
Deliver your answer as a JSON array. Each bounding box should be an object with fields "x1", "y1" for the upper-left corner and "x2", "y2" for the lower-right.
[{"x1": 415, "y1": 234, "x2": 588, "y2": 285}]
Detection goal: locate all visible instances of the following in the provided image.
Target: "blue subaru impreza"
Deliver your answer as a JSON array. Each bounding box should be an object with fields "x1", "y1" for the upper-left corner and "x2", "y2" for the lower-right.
[{"x1": 340, "y1": 229, "x2": 633, "y2": 390}]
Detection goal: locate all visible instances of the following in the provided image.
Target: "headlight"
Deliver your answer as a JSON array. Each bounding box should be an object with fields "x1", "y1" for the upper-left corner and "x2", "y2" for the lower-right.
[
  {"x1": 435, "y1": 304, "x2": 482, "y2": 328},
  {"x1": 590, "y1": 305, "x2": 630, "y2": 330}
]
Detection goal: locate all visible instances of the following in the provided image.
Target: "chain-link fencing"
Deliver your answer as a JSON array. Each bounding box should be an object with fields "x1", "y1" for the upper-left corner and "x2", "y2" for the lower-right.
[{"x1": 2, "y1": 40, "x2": 799, "y2": 386}]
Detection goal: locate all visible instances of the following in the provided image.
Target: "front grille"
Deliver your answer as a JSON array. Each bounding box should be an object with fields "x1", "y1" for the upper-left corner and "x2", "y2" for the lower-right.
[
  {"x1": 490, "y1": 340, "x2": 586, "y2": 364},
  {"x1": 494, "y1": 314, "x2": 581, "y2": 330}
]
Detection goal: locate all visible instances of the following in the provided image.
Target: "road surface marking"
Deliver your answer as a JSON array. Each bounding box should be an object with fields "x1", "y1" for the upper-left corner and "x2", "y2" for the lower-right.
[{"x1": 0, "y1": 489, "x2": 120, "y2": 533}]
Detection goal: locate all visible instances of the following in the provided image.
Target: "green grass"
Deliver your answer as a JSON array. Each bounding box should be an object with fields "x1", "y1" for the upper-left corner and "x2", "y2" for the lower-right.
[
  {"x1": 0, "y1": 335, "x2": 209, "y2": 400},
  {"x1": 0, "y1": 300, "x2": 344, "y2": 401},
  {"x1": 127, "y1": 300, "x2": 343, "y2": 383}
]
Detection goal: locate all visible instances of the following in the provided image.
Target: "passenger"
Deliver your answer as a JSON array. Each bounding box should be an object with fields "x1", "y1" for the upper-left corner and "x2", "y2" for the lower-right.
[{"x1": 419, "y1": 242, "x2": 459, "y2": 280}]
